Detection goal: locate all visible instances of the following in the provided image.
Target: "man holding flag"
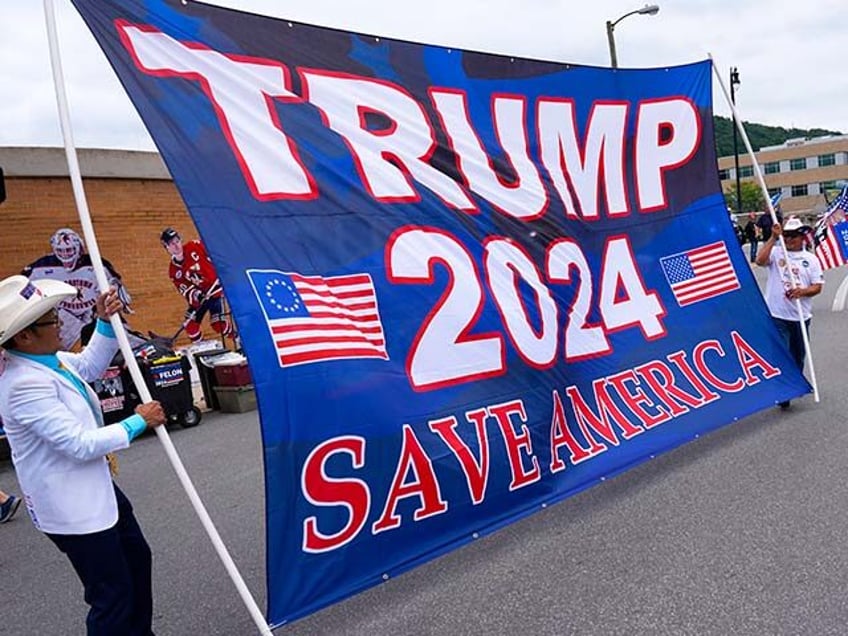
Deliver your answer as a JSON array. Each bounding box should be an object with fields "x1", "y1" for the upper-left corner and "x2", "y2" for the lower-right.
[
  {"x1": 755, "y1": 216, "x2": 824, "y2": 409},
  {"x1": 0, "y1": 277, "x2": 166, "y2": 634}
]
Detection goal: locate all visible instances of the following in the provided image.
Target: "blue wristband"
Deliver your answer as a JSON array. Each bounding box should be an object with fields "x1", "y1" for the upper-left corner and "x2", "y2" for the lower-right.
[
  {"x1": 120, "y1": 414, "x2": 147, "y2": 442},
  {"x1": 96, "y1": 319, "x2": 116, "y2": 338}
]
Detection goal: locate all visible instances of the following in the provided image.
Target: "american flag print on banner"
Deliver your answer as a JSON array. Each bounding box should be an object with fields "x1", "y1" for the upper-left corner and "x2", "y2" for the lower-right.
[
  {"x1": 248, "y1": 270, "x2": 389, "y2": 367},
  {"x1": 660, "y1": 241, "x2": 740, "y2": 307}
]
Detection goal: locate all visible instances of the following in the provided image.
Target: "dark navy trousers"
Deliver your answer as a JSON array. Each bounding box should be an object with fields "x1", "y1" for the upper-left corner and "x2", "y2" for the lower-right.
[
  {"x1": 46, "y1": 484, "x2": 154, "y2": 636},
  {"x1": 772, "y1": 316, "x2": 810, "y2": 372}
]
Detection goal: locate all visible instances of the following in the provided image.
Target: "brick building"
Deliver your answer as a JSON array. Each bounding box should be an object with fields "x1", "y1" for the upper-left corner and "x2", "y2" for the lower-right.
[
  {"x1": 0, "y1": 146, "x2": 203, "y2": 347},
  {"x1": 718, "y1": 134, "x2": 848, "y2": 218}
]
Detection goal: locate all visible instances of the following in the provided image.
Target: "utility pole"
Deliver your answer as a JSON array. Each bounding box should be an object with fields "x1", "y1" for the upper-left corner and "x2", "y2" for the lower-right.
[{"x1": 730, "y1": 67, "x2": 742, "y2": 214}]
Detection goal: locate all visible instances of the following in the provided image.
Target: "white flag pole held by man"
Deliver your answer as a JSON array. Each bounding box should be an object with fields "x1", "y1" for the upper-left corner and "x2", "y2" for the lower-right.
[
  {"x1": 42, "y1": 1, "x2": 274, "y2": 633},
  {"x1": 709, "y1": 55, "x2": 819, "y2": 403}
]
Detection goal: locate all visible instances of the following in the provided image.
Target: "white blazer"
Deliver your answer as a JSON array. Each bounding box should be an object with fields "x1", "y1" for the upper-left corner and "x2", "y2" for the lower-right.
[{"x1": 0, "y1": 330, "x2": 131, "y2": 534}]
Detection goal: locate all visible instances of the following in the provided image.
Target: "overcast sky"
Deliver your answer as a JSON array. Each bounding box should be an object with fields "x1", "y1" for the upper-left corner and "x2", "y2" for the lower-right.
[{"x1": 1, "y1": 0, "x2": 844, "y2": 151}]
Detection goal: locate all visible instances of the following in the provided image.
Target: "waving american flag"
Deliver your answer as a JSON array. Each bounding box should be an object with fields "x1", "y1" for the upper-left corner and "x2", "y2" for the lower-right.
[{"x1": 813, "y1": 186, "x2": 848, "y2": 270}]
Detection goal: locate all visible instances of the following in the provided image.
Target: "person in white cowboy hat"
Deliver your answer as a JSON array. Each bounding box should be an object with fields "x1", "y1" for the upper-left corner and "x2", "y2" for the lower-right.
[
  {"x1": 0, "y1": 275, "x2": 166, "y2": 635},
  {"x1": 755, "y1": 215, "x2": 824, "y2": 409}
]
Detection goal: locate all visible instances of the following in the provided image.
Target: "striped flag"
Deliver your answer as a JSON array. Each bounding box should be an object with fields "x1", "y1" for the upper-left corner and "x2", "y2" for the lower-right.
[
  {"x1": 248, "y1": 269, "x2": 389, "y2": 367},
  {"x1": 660, "y1": 241, "x2": 740, "y2": 307},
  {"x1": 813, "y1": 186, "x2": 848, "y2": 270}
]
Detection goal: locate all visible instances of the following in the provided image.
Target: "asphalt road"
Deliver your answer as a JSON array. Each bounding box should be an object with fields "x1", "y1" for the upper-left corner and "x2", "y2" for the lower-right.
[{"x1": 3, "y1": 261, "x2": 848, "y2": 635}]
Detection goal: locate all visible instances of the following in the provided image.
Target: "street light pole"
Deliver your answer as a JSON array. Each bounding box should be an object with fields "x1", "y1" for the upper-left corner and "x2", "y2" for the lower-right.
[
  {"x1": 606, "y1": 20, "x2": 619, "y2": 69},
  {"x1": 606, "y1": 4, "x2": 660, "y2": 68},
  {"x1": 730, "y1": 67, "x2": 742, "y2": 214}
]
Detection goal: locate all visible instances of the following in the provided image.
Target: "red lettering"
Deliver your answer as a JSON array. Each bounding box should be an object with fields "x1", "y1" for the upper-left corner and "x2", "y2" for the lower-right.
[
  {"x1": 634, "y1": 359, "x2": 703, "y2": 416},
  {"x1": 429, "y1": 409, "x2": 490, "y2": 504},
  {"x1": 301, "y1": 436, "x2": 370, "y2": 553},
  {"x1": 606, "y1": 369, "x2": 671, "y2": 428},
  {"x1": 667, "y1": 350, "x2": 721, "y2": 404},
  {"x1": 550, "y1": 389, "x2": 593, "y2": 471},
  {"x1": 372, "y1": 425, "x2": 448, "y2": 534},
  {"x1": 566, "y1": 379, "x2": 644, "y2": 451},
  {"x1": 730, "y1": 330, "x2": 781, "y2": 385},
  {"x1": 489, "y1": 400, "x2": 540, "y2": 490},
  {"x1": 693, "y1": 340, "x2": 745, "y2": 393}
]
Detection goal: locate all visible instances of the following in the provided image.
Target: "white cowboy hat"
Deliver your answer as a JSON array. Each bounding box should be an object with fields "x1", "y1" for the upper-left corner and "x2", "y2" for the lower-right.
[
  {"x1": 782, "y1": 216, "x2": 812, "y2": 234},
  {"x1": 0, "y1": 275, "x2": 77, "y2": 346}
]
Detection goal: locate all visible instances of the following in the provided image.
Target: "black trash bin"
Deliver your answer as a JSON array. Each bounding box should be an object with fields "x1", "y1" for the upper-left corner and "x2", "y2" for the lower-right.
[
  {"x1": 92, "y1": 342, "x2": 202, "y2": 428},
  {"x1": 140, "y1": 355, "x2": 202, "y2": 427},
  {"x1": 193, "y1": 349, "x2": 230, "y2": 411}
]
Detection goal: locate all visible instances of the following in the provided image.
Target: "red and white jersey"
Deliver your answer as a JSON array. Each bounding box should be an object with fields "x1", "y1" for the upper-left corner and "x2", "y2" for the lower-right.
[
  {"x1": 168, "y1": 240, "x2": 221, "y2": 307},
  {"x1": 22, "y1": 254, "x2": 130, "y2": 349}
]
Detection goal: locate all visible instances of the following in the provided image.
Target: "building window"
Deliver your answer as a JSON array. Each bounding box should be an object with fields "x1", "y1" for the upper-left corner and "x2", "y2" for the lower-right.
[
  {"x1": 790, "y1": 158, "x2": 807, "y2": 171},
  {"x1": 768, "y1": 188, "x2": 782, "y2": 199},
  {"x1": 718, "y1": 168, "x2": 730, "y2": 180},
  {"x1": 739, "y1": 166, "x2": 753, "y2": 178},
  {"x1": 791, "y1": 184, "x2": 808, "y2": 197},
  {"x1": 818, "y1": 153, "x2": 836, "y2": 167},
  {"x1": 821, "y1": 180, "x2": 837, "y2": 191},
  {"x1": 764, "y1": 162, "x2": 780, "y2": 174}
]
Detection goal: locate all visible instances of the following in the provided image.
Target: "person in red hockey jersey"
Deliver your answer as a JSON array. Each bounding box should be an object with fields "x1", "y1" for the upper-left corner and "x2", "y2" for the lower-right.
[{"x1": 160, "y1": 228, "x2": 236, "y2": 343}]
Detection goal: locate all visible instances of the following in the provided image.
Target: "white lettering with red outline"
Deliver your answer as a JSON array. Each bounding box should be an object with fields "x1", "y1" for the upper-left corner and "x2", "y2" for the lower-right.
[
  {"x1": 117, "y1": 22, "x2": 316, "y2": 201},
  {"x1": 301, "y1": 69, "x2": 475, "y2": 210},
  {"x1": 430, "y1": 89, "x2": 546, "y2": 219},
  {"x1": 117, "y1": 23, "x2": 700, "y2": 220},
  {"x1": 635, "y1": 97, "x2": 700, "y2": 212},
  {"x1": 537, "y1": 99, "x2": 629, "y2": 220},
  {"x1": 386, "y1": 226, "x2": 668, "y2": 392}
]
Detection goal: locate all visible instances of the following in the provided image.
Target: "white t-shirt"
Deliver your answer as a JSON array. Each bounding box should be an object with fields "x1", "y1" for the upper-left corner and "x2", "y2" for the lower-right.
[{"x1": 765, "y1": 246, "x2": 824, "y2": 321}]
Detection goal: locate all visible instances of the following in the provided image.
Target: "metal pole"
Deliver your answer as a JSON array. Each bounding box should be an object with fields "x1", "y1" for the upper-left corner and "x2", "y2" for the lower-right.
[
  {"x1": 606, "y1": 21, "x2": 618, "y2": 68},
  {"x1": 730, "y1": 67, "x2": 742, "y2": 214}
]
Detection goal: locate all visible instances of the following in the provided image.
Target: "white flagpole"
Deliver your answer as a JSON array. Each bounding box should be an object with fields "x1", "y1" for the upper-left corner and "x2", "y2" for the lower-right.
[
  {"x1": 709, "y1": 54, "x2": 820, "y2": 403},
  {"x1": 43, "y1": 2, "x2": 273, "y2": 634}
]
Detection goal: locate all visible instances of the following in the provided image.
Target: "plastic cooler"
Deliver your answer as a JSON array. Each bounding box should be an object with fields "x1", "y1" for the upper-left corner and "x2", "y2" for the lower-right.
[
  {"x1": 212, "y1": 384, "x2": 257, "y2": 413},
  {"x1": 213, "y1": 361, "x2": 252, "y2": 387},
  {"x1": 193, "y1": 349, "x2": 231, "y2": 410}
]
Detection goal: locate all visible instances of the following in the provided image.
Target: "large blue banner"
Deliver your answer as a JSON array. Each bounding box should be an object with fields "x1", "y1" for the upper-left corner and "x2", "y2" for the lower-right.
[{"x1": 71, "y1": 0, "x2": 810, "y2": 626}]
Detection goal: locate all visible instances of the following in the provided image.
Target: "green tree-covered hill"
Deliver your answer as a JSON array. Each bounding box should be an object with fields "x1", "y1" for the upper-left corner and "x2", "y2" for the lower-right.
[{"x1": 713, "y1": 116, "x2": 842, "y2": 158}]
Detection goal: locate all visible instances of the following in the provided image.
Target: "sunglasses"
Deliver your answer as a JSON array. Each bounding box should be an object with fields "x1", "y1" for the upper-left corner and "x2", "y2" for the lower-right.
[{"x1": 29, "y1": 313, "x2": 60, "y2": 329}]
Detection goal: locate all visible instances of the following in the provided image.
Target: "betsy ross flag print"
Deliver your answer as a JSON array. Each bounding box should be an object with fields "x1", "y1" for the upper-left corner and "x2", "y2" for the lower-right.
[
  {"x1": 248, "y1": 270, "x2": 389, "y2": 367},
  {"x1": 660, "y1": 241, "x2": 740, "y2": 307},
  {"x1": 813, "y1": 186, "x2": 848, "y2": 270}
]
